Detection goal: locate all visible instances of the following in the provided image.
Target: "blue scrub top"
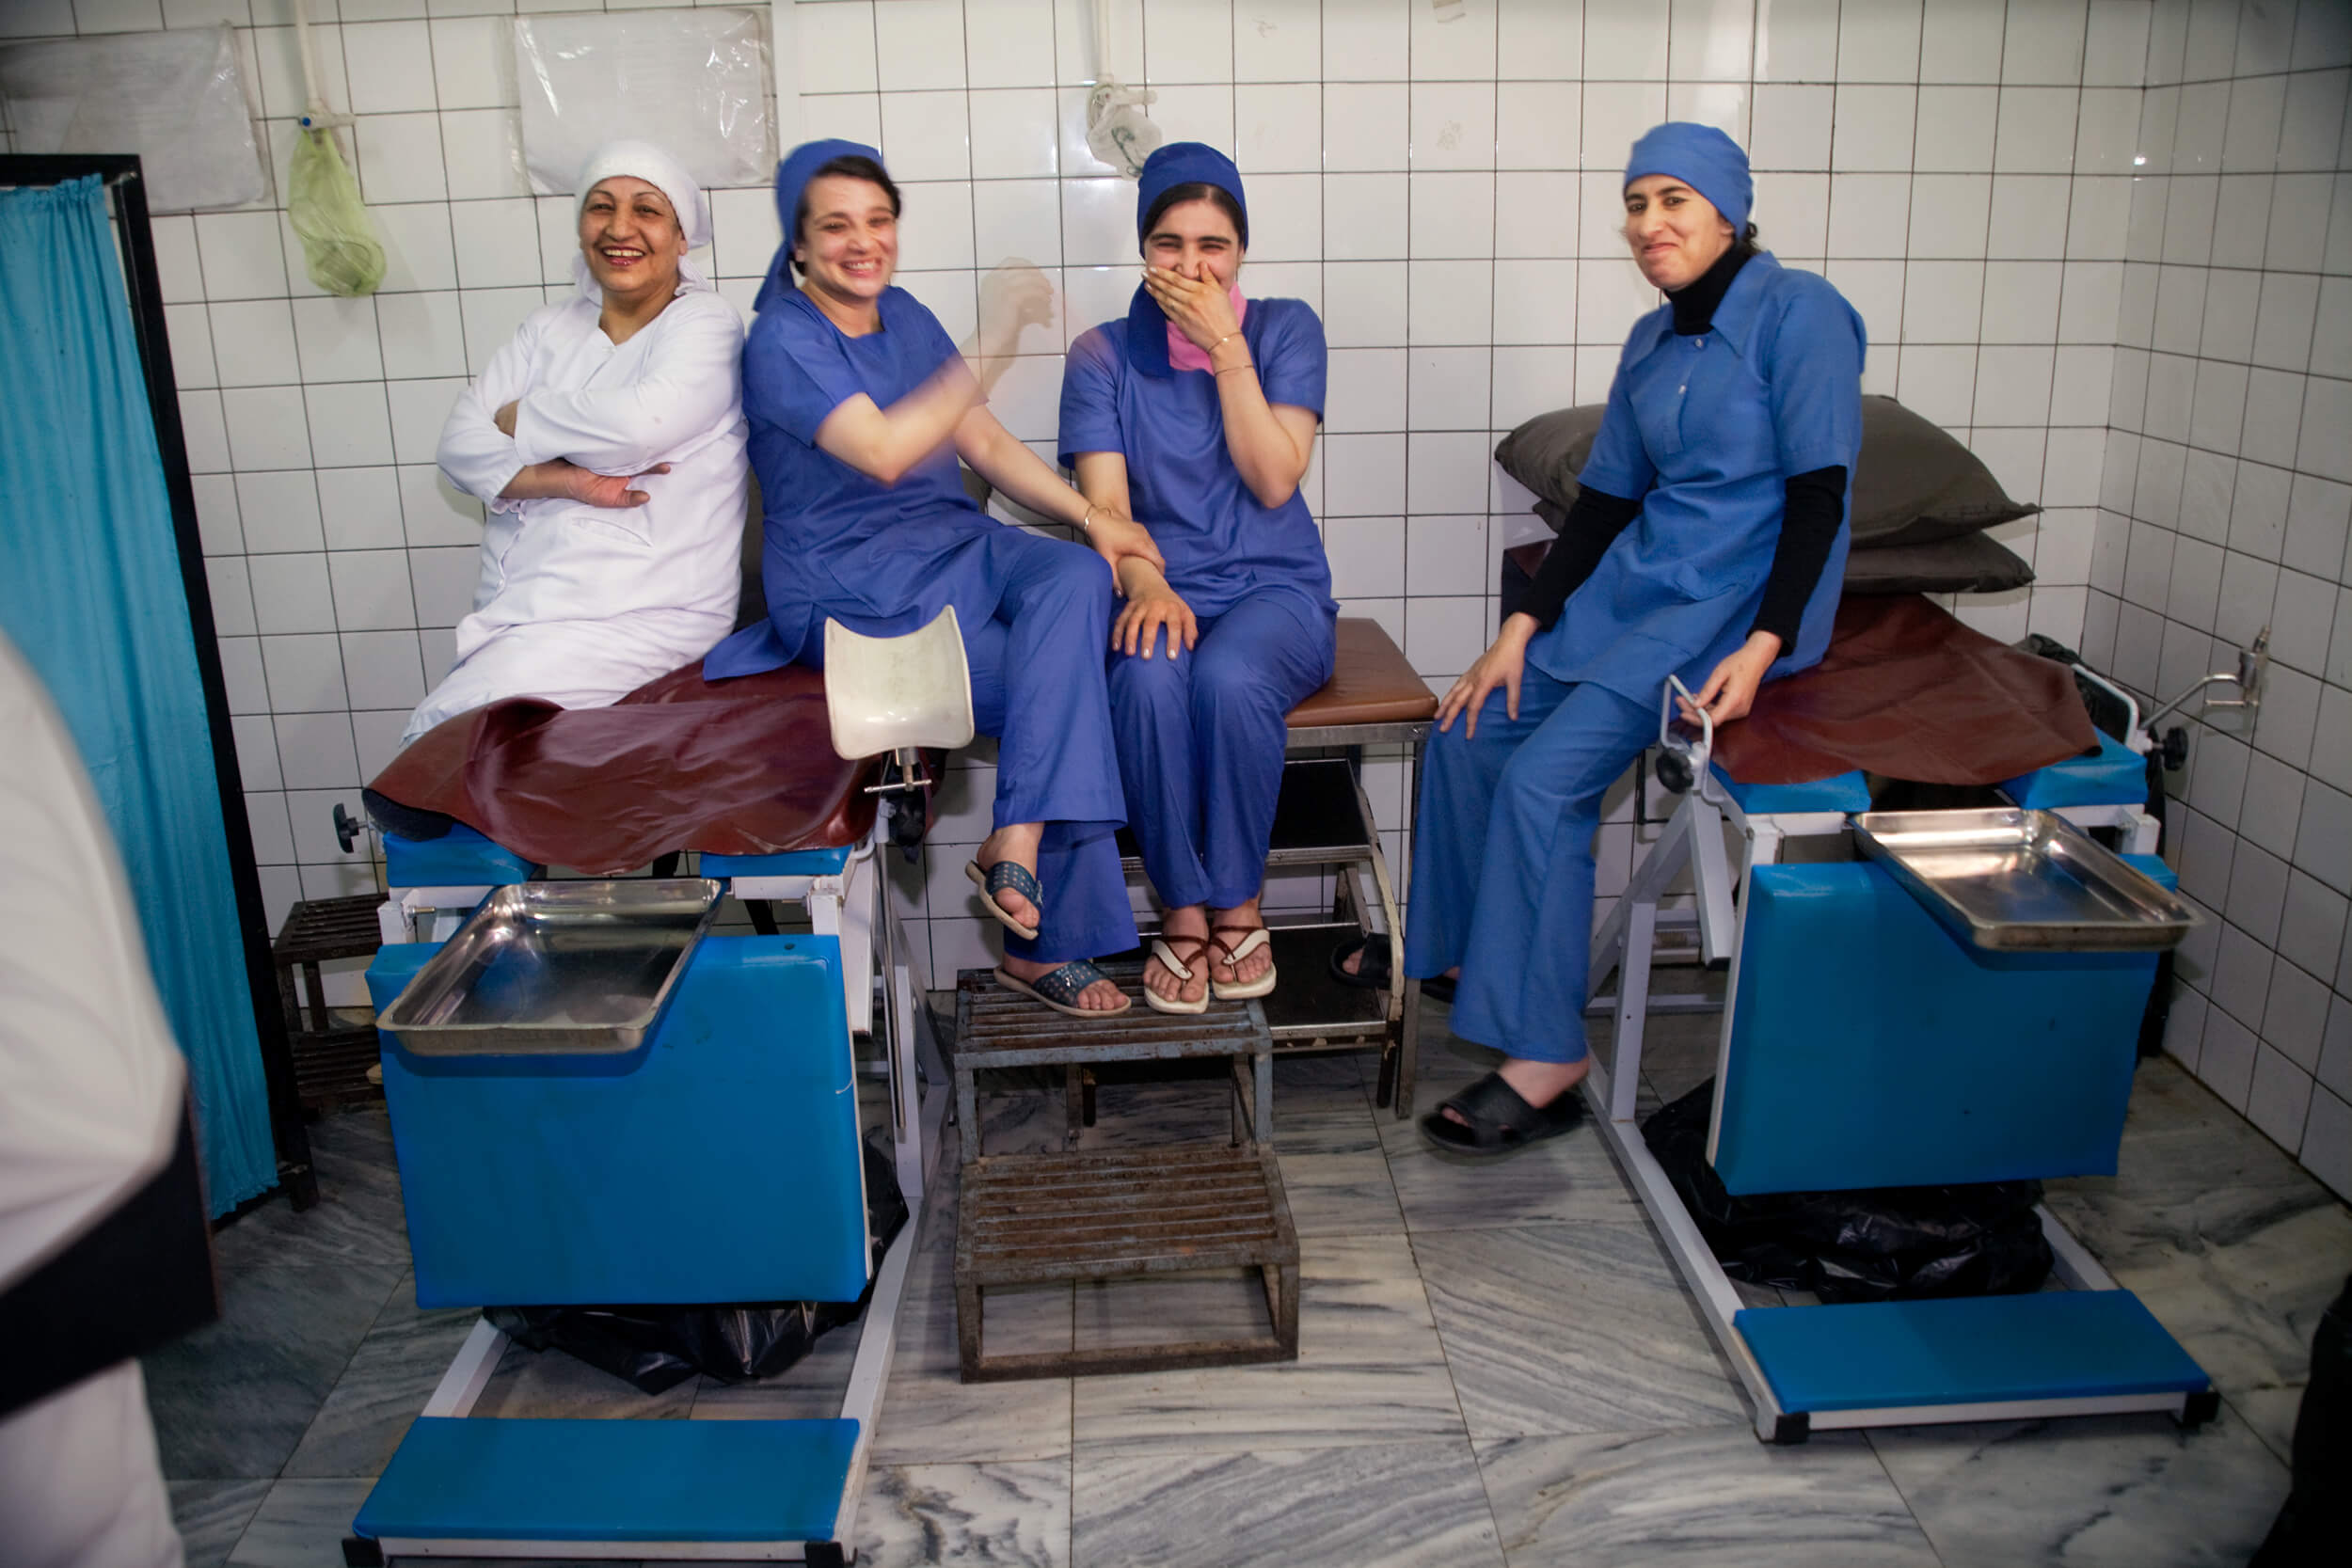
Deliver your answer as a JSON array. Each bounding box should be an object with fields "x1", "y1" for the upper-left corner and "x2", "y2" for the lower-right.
[
  {"x1": 706, "y1": 285, "x2": 993, "y2": 677},
  {"x1": 1533, "y1": 252, "x2": 1866, "y2": 705},
  {"x1": 1057, "y1": 298, "x2": 1338, "y2": 621}
]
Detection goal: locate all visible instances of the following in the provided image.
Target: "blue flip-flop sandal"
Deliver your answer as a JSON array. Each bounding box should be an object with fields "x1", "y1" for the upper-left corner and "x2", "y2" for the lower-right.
[
  {"x1": 993, "y1": 958, "x2": 1131, "y2": 1019},
  {"x1": 967, "y1": 858, "x2": 1042, "y2": 942}
]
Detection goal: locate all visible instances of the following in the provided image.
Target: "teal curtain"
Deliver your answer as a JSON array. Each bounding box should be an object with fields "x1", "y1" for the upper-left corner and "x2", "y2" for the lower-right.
[{"x1": 0, "y1": 176, "x2": 275, "y2": 1213}]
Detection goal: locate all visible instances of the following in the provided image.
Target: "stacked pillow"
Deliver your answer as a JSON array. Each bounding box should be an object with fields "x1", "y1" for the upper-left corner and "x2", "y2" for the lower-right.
[{"x1": 1491, "y1": 395, "x2": 2040, "y2": 595}]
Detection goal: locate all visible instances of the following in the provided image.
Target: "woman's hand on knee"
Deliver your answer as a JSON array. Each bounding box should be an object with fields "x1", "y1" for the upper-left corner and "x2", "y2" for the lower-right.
[
  {"x1": 1438, "y1": 614, "x2": 1538, "y2": 738},
  {"x1": 1112, "y1": 578, "x2": 1198, "y2": 659},
  {"x1": 1083, "y1": 512, "x2": 1164, "y2": 589}
]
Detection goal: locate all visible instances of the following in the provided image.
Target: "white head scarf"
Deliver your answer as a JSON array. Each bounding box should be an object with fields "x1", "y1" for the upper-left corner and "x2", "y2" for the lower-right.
[{"x1": 570, "y1": 139, "x2": 713, "y2": 302}]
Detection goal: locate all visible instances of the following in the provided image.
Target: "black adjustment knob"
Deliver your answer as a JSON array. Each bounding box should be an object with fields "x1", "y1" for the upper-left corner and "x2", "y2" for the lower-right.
[
  {"x1": 1656, "y1": 751, "x2": 1694, "y2": 794},
  {"x1": 2159, "y1": 727, "x2": 2188, "y2": 771},
  {"x1": 332, "y1": 801, "x2": 361, "y2": 853}
]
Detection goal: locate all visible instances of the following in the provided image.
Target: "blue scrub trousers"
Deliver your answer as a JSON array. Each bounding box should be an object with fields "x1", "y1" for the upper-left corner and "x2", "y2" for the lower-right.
[
  {"x1": 1402, "y1": 669, "x2": 1653, "y2": 1064},
  {"x1": 1106, "y1": 588, "x2": 1335, "y2": 912},
  {"x1": 811, "y1": 528, "x2": 1135, "y2": 966}
]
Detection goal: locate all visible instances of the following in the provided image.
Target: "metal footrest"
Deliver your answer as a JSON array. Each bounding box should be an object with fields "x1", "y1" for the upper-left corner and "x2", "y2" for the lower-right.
[{"x1": 955, "y1": 1145, "x2": 1300, "y2": 1382}]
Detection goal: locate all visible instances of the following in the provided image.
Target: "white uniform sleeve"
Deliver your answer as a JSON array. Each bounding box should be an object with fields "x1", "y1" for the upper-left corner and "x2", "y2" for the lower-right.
[
  {"x1": 510, "y1": 297, "x2": 745, "y2": 475},
  {"x1": 0, "y1": 634, "x2": 184, "y2": 1294},
  {"x1": 437, "y1": 310, "x2": 547, "y2": 515}
]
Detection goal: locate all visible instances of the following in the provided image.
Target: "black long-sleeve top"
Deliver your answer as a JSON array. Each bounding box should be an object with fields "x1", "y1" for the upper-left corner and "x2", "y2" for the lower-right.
[{"x1": 1517, "y1": 245, "x2": 1847, "y2": 653}]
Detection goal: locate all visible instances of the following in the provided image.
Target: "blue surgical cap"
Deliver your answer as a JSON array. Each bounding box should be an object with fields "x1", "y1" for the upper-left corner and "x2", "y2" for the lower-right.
[
  {"x1": 1136, "y1": 141, "x2": 1248, "y2": 247},
  {"x1": 1124, "y1": 142, "x2": 1248, "y2": 377},
  {"x1": 755, "y1": 137, "x2": 888, "y2": 313},
  {"x1": 1624, "y1": 121, "x2": 1753, "y2": 235}
]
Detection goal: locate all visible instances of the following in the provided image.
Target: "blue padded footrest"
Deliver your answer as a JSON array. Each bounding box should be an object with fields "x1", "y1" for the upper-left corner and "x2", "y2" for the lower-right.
[
  {"x1": 2003, "y1": 730, "x2": 2148, "y2": 809},
  {"x1": 1707, "y1": 763, "x2": 1871, "y2": 816},
  {"x1": 703, "y1": 845, "x2": 854, "y2": 879},
  {"x1": 355, "y1": 1418, "x2": 855, "y2": 1544},
  {"x1": 384, "y1": 823, "x2": 538, "y2": 888},
  {"x1": 1737, "y1": 1291, "x2": 2209, "y2": 1415}
]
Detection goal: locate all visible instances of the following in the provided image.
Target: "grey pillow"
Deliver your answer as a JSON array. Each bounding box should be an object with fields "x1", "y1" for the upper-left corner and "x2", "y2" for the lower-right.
[
  {"x1": 1495, "y1": 394, "x2": 2039, "y2": 548},
  {"x1": 1520, "y1": 503, "x2": 2035, "y2": 597}
]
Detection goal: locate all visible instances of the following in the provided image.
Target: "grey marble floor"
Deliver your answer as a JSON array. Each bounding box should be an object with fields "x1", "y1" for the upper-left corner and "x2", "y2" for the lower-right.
[{"x1": 153, "y1": 997, "x2": 2344, "y2": 1567}]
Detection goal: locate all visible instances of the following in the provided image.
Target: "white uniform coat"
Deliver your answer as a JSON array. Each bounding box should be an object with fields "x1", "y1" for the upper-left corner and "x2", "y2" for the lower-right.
[
  {"x1": 404, "y1": 289, "x2": 751, "y2": 743},
  {"x1": 0, "y1": 632, "x2": 186, "y2": 1568}
]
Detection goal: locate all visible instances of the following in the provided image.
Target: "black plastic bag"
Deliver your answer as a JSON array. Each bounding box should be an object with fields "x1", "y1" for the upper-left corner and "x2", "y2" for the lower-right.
[
  {"x1": 1642, "y1": 1080, "x2": 2052, "y2": 1303},
  {"x1": 486, "y1": 1126, "x2": 912, "y2": 1393}
]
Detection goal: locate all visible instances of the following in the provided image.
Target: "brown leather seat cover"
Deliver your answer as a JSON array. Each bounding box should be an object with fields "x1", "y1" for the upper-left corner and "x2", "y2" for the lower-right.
[
  {"x1": 367, "y1": 659, "x2": 876, "y2": 874},
  {"x1": 1289, "y1": 617, "x2": 1438, "y2": 727},
  {"x1": 1711, "y1": 594, "x2": 2096, "y2": 785}
]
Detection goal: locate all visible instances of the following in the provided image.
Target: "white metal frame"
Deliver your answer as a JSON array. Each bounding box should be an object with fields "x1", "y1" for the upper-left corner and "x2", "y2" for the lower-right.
[
  {"x1": 1583, "y1": 731, "x2": 2200, "y2": 1441},
  {"x1": 365, "y1": 814, "x2": 945, "y2": 1561}
]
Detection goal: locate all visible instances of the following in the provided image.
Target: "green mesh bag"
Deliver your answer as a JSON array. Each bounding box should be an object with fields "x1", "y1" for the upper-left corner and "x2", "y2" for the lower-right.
[{"x1": 288, "y1": 127, "x2": 386, "y2": 297}]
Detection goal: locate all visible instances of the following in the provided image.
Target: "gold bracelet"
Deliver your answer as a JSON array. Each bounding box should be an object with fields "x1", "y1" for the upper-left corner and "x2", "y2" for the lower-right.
[
  {"x1": 1215, "y1": 361, "x2": 1255, "y2": 376},
  {"x1": 1078, "y1": 503, "x2": 1098, "y2": 532},
  {"x1": 1208, "y1": 330, "x2": 1240, "y2": 357}
]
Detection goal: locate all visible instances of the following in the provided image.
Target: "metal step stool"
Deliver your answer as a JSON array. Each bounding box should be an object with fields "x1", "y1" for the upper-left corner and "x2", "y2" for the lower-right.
[{"x1": 950, "y1": 966, "x2": 1298, "y2": 1381}]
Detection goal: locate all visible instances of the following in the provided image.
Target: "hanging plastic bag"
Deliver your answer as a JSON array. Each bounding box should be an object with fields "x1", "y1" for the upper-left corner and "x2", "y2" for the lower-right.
[
  {"x1": 485, "y1": 1127, "x2": 913, "y2": 1394},
  {"x1": 1643, "y1": 1080, "x2": 2052, "y2": 1303},
  {"x1": 287, "y1": 127, "x2": 385, "y2": 298}
]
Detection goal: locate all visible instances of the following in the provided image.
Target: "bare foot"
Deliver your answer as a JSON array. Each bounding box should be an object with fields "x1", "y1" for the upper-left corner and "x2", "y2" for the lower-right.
[
  {"x1": 1146, "y1": 905, "x2": 1212, "y2": 1007},
  {"x1": 976, "y1": 821, "x2": 1044, "y2": 928},
  {"x1": 1442, "y1": 1055, "x2": 1588, "y2": 1128},
  {"x1": 1209, "y1": 896, "x2": 1275, "y2": 989},
  {"x1": 999, "y1": 952, "x2": 1126, "y2": 1011}
]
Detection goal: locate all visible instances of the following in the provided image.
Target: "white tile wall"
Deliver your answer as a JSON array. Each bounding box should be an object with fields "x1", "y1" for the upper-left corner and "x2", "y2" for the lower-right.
[
  {"x1": 21, "y1": 1, "x2": 2344, "y2": 1193},
  {"x1": 2067, "y1": 0, "x2": 2352, "y2": 1196}
]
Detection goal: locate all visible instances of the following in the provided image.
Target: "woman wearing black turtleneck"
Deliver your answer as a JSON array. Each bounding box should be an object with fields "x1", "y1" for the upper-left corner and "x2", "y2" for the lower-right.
[{"x1": 1380, "y1": 123, "x2": 1867, "y2": 1155}]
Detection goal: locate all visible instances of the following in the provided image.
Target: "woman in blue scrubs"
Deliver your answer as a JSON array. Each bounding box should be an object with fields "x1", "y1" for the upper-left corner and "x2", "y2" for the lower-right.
[
  {"x1": 706, "y1": 141, "x2": 1165, "y2": 1017},
  {"x1": 1399, "y1": 123, "x2": 1866, "y2": 1151},
  {"x1": 1058, "y1": 144, "x2": 1337, "y2": 1015}
]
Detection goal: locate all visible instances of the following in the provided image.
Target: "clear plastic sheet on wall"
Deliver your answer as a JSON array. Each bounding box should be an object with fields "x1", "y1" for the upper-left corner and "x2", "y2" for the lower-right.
[
  {"x1": 0, "y1": 26, "x2": 264, "y2": 213},
  {"x1": 513, "y1": 8, "x2": 772, "y2": 196}
]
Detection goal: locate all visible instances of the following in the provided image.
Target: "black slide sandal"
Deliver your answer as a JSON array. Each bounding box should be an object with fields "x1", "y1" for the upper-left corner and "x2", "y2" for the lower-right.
[
  {"x1": 1327, "y1": 933, "x2": 1455, "y2": 1003},
  {"x1": 1420, "y1": 1070, "x2": 1584, "y2": 1156}
]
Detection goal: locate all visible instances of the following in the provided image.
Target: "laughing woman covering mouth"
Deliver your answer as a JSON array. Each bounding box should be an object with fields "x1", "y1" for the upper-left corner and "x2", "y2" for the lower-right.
[
  {"x1": 408, "y1": 140, "x2": 750, "y2": 743},
  {"x1": 1400, "y1": 123, "x2": 1867, "y2": 1155},
  {"x1": 706, "y1": 141, "x2": 1166, "y2": 1018}
]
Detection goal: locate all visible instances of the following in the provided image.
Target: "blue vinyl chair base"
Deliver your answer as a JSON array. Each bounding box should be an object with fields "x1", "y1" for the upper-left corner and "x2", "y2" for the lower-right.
[
  {"x1": 354, "y1": 1417, "x2": 855, "y2": 1546},
  {"x1": 383, "y1": 824, "x2": 539, "y2": 888},
  {"x1": 1737, "y1": 1291, "x2": 2209, "y2": 1416},
  {"x1": 1708, "y1": 763, "x2": 1871, "y2": 816},
  {"x1": 2003, "y1": 729, "x2": 2147, "y2": 809},
  {"x1": 703, "y1": 845, "x2": 855, "y2": 879}
]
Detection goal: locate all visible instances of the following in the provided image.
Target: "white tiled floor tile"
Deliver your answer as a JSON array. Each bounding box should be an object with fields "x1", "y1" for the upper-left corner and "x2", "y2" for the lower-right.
[
  {"x1": 1914, "y1": 84, "x2": 1998, "y2": 173},
  {"x1": 1916, "y1": 0, "x2": 2001, "y2": 84},
  {"x1": 1748, "y1": 83, "x2": 1831, "y2": 171},
  {"x1": 1497, "y1": 80, "x2": 1580, "y2": 171},
  {"x1": 1408, "y1": 173, "x2": 1495, "y2": 260},
  {"x1": 1830, "y1": 84, "x2": 1915, "y2": 170},
  {"x1": 1995, "y1": 86, "x2": 2079, "y2": 173},
  {"x1": 1406, "y1": 260, "x2": 1491, "y2": 346},
  {"x1": 1233, "y1": 82, "x2": 1320, "y2": 173},
  {"x1": 357, "y1": 113, "x2": 449, "y2": 204},
  {"x1": 876, "y1": 0, "x2": 967, "y2": 90},
  {"x1": 1497, "y1": 0, "x2": 1581, "y2": 80},
  {"x1": 344, "y1": 20, "x2": 437, "y2": 114},
  {"x1": 798, "y1": 0, "x2": 879, "y2": 94},
  {"x1": 1581, "y1": 81, "x2": 1666, "y2": 170},
  {"x1": 438, "y1": 109, "x2": 530, "y2": 201},
  {"x1": 1325, "y1": 82, "x2": 1410, "y2": 171},
  {"x1": 1668, "y1": 0, "x2": 1754, "y2": 83},
  {"x1": 1410, "y1": 0, "x2": 1496, "y2": 79}
]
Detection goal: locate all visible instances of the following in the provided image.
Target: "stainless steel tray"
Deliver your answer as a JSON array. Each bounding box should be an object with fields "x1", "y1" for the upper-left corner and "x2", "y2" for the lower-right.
[
  {"x1": 1853, "y1": 808, "x2": 2199, "y2": 953},
  {"x1": 378, "y1": 879, "x2": 723, "y2": 1055}
]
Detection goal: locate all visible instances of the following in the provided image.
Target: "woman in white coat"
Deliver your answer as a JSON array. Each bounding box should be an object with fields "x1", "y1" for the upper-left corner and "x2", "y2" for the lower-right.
[{"x1": 403, "y1": 140, "x2": 750, "y2": 744}]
